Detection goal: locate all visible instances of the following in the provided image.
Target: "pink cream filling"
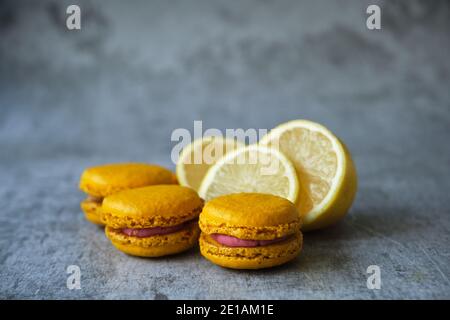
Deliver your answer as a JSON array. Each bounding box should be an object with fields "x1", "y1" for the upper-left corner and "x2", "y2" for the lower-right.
[
  {"x1": 211, "y1": 234, "x2": 289, "y2": 247},
  {"x1": 121, "y1": 221, "x2": 192, "y2": 238}
]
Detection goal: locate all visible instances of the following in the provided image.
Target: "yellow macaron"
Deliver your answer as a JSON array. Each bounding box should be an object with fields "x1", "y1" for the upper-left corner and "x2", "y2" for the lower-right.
[
  {"x1": 79, "y1": 163, "x2": 176, "y2": 225},
  {"x1": 103, "y1": 185, "x2": 203, "y2": 257},
  {"x1": 199, "y1": 193, "x2": 302, "y2": 269}
]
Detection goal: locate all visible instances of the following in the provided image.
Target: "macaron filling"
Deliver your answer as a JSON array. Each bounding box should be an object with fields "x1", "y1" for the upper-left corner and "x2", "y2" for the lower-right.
[
  {"x1": 86, "y1": 195, "x2": 103, "y2": 204},
  {"x1": 121, "y1": 220, "x2": 195, "y2": 238},
  {"x1": 211, "y1": 233, "x2": 291, "y2": 247}
]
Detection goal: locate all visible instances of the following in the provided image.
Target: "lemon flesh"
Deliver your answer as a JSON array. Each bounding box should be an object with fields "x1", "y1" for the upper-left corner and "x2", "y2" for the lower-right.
[{"x1": 199, "y1": 145, "x2": 299, "y2": 204}]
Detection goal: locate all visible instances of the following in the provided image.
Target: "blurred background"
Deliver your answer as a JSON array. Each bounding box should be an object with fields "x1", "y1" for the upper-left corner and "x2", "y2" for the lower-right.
[
  {"x1": 0, "y1": 0, "x2": 449, "y2": 299},
  {"x1": 1, "y1": 0, "x2": 449, "y2": 164}
]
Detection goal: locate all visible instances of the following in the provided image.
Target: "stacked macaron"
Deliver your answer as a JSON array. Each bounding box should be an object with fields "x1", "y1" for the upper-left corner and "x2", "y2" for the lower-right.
[{"x1": 79, "y1": 163, "x2": 176, "y2": 225}]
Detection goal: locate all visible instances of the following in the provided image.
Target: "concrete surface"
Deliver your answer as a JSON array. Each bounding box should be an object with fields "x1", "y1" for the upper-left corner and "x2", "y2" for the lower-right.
[{"x1": 0, "y1": 0, "x2": 449, "y2": 299}]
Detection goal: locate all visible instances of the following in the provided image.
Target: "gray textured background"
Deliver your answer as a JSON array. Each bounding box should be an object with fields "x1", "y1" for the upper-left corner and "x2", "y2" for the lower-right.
[{"x1": 1, "y1": 0, "x2": 449, "y2": 299}]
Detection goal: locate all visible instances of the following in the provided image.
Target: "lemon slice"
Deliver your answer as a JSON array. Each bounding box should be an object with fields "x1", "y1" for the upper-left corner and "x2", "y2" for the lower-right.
[
  {"x1": 199, "y1": 145, "x2": 299, "y2": 203},
  {"x1": 176, "y1": 136, "x2": 244, "y2": 192},
  {"x1": 260, "y1": 120, "x2": 357, "y2": 231}
]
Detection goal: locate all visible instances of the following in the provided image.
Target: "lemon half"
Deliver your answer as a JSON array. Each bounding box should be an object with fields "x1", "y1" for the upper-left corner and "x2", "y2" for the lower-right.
[
  {"x1": 176, "y1": 136, "x2": 244, "y2": 192},
  {"x1": 260, "y1": 120, "x2": 357, "y2": 231}
]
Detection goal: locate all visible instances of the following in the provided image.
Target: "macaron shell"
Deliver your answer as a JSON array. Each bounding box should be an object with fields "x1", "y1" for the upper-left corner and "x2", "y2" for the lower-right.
[
  {"x1": 81, "y1": 200, "x2": 104, "y2": 225},
  {"x1": 199, "y1": 231, "x2": 302, "y2": 269},
  {"x1": 79, "y1": 163, "x2": 175, "y2": 198},
  {"x1": 102, "y1": 185, "x2": 203, "y2": 228},
  {"x1": 105, "y1": 222, "x2": 200, "y2": 257},
  {"x1": 201, "y1": 193, "x2": 300, "y2": 228}
]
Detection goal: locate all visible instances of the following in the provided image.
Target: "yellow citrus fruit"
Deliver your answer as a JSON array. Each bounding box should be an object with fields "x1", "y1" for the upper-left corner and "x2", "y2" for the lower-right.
[
  {"x1": 260, "y1": 120, "x2": 357, "y2": 231},
  {"x1": 199, "y1": 145, "x2": 299, "y2": 203},
  {"x1": 176, "y1": 136, "x2": 244, "y2": 192}
]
